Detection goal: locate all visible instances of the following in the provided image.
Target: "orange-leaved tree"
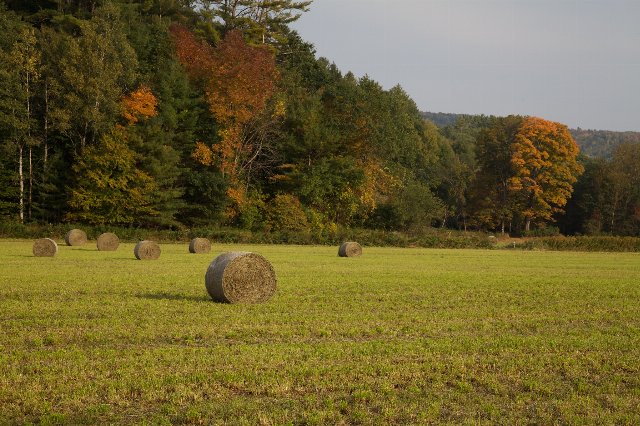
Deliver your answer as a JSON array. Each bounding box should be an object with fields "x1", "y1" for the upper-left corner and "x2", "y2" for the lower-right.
[
  {"x1": 121, "y1": 85, "x2": 158, "y2": 125},
  {"x1": 508, "y1": 116, "x2": 584, "y2": 231}
]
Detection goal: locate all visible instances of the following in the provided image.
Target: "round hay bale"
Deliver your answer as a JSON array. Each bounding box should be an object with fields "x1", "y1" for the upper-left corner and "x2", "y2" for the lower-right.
[
  {"x1": 338, "y1": 241, "x2": 362, "y2": 257},
  {"x1": 33, "y1": 238, "x2": 58, "y2": 257},
  {"x1": 134, "y1": 240, "x2": 161, "y2": 260},
  {"x1": 64, "y1": 229, "x2": 87, "y2": 246},
  {"x1": 205, "y1": 252, "x2": 277, "y2": 303},
  {"x1": 97, "y1": 232, "x2": 119, "y2": 251},
  {"x1": 189, "y1": 237, "x2": 211, "y2": 254}
]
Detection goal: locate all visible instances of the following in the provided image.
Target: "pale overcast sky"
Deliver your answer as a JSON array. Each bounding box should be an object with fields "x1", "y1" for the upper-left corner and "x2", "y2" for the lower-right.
[{"x1": 291, "y1": 0, "x2": 640, "y2": 131}]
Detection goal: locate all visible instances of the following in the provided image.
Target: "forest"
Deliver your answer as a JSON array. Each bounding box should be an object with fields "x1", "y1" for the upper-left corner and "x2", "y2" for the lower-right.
[{"x1": 1, "y1": 0, "x2": 639, "y2": 238}]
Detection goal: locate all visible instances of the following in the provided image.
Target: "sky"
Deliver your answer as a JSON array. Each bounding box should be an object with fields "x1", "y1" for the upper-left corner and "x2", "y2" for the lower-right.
[{"x1": 291, "y1": 0, "x2": 640, "y2": 131}]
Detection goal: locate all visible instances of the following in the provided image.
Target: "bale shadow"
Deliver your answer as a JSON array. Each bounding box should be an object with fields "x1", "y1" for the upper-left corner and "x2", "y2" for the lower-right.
[{"x1": 136, "y1": 291, "x2": 210, "y2": 303}]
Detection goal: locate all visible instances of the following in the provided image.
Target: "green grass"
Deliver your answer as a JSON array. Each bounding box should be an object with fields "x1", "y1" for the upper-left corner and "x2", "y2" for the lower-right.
[{"x1": 1, "y1": 239, "x2": 639, "y2": 424}]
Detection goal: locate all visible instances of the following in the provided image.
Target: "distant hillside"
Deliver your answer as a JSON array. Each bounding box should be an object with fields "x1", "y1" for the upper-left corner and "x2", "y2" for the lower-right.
[
  {"x1": 570, "y1": 129, "x2": 640, "y2": 159},
  {"x1": 421, "y1": 111, "x2": 640, "y2": 159},
  {"x1": 421, "y1": 112, "x2": 466, "y2": 128}
]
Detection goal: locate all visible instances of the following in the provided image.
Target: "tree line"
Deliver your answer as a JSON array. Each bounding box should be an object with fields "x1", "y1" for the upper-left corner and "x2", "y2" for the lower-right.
[
  {"x1": 423, "y1": 111, "x2": 640, "y2": 160},
  {"x1": 0, "y1": 1, "x2": 635, "y2": 237}
]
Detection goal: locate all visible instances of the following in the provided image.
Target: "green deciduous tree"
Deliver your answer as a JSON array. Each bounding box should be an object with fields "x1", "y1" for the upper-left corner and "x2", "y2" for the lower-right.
[
  {"x1": 471, "y1": 115, "x2": 523, "y2": 233},
  {"x1": 0, "y1": 10, "x2": 40, "y2": 223},
  {"x1": 66, "y1": 128, "x2": 157, "y2": 225},
  {"x1": 561, "y1": 144, "x2": 640, "y2": 236},
  {"x1": 264, "y1": 192, "x2": 309, "y2": 232},
  {"x1": 558, "y1": 155, "x2": 608, "y2": 235},
  {"x1": 602, "y1": 143, "x2": 640, "y2": 235},
  {"x1": 57, "y1": 3, "x2": 137, "y2": 152},
  {"x1": 35, "y1": 26, "x2": 73, "y2": 222}
]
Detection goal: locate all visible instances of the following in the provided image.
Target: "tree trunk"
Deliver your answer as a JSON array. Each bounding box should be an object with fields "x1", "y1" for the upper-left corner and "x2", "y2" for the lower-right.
[
  {"x1": 26, "y1": 68, "x2": 32, "y2": 221},
  {"x1": 43, "y1": 140, "x2": 48, "y2": 170},
  {"x1": 29, "y1": 146, "x2": 33, "y2": 221},
  {"x1": 18, "y1": 145, "x2": 24, "y2": 224},
  {"x1": 525, "y1": 218, "x2": 531, "y2": 232},
  {"x1": 42, "y1": 80, "x2": 50, "y2": 221},
  {"x1": 610, "y1": 210, "x2": 615, "y2": 232},
  {"x1": 610, "y1": 189, "x2": 618, "y2": 232},
  {"x1": 43, "y1": 80, "x2": 49, "y2": 169}
]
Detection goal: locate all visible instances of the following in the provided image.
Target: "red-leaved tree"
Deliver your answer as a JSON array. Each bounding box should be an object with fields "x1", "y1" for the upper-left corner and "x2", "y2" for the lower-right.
[{"x1": 170, "y1": 26, "x2": 278, "y2": 215}]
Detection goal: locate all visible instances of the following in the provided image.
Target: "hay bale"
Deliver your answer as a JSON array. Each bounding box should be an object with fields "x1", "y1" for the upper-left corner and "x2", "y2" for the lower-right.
[
  {"x1": 338, "y1": 241, "x2": 362, "y2": 257},
  {"x1": 205, "y1": 252, "x2": 277, "y2": 303},
  {"x1": 134, "y1": 240, "x2": 161, "y2": 260},
  {"x1": 33, "y1": 238, "x2": 58, "y2": 257},
  {"x1": 64, "y1": 229, "x2": 87, "y2": 246},
  {"x1": 97, "y1": 232, "x2": 119, "y2": 251},
  {"x1": 189, "y1": 237, "x2": 211, "y2": 254}
]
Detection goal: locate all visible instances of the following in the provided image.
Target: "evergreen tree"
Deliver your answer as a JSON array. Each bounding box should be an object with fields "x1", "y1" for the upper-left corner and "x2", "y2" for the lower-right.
[{"x1": 199, "y1": 0, "x2": 312, "y2": 45}]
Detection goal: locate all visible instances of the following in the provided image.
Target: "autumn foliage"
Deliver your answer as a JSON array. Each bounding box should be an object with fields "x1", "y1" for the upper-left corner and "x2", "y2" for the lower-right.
[
  {"x1": 509, "y1": 117, "x2": 584, "y2": 230},
  {"x1": 170, "y1": 26, "x2": 278, "y2": 216},
  {"x1": 206, "y1": 30, "x2": 277, "y2": 127},
  {"x1": 168, "y1": 25, "x2": 215, "y2": 83},
  {"x1": 174, "y1": 29, "x2": 277, "y2": 177},
  {"x1": 5, "y1": 0, "x2": 640, "y2": 239},
  {"x1": 122, "y1": 85, "x2": 158, "y2": 125},
  {"x1": 469, "y1": 116, "x2": 585, "y2": 232}
]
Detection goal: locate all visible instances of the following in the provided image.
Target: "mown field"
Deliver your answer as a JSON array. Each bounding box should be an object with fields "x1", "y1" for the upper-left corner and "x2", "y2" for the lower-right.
[{"x1": 1, "y1": 239, "x2": 639, "y2": 425}]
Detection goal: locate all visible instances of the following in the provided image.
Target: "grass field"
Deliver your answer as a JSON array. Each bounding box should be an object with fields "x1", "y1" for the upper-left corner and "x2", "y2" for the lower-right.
[{"x1": 1, "y1": 239, "x2": 639, "y2": 425}]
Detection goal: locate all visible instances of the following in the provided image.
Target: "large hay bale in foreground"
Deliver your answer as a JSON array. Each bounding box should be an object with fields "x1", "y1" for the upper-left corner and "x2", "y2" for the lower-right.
[
  {"x1": 338, "y1": 241, "x2": 362, "y2": 257},
  {"x1": 97, "y1": 232, "x2": 119, "y2": 251},
  {"x1": 134, "y1": 240, "x2": 161, "y2": 260},
  {"x1": 189, "y1": 237, "x2": 211, "y2": 254},
  {"x1": 205, "y1": 252, "x2": 277, "y2": 303},
  {"x1": 33, "y1": 238, "x2": 58, "y2": 257},
  {"x1": 65, "y1": 229, "x2": 87, "y2": 246}
]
